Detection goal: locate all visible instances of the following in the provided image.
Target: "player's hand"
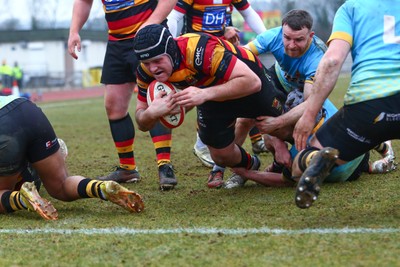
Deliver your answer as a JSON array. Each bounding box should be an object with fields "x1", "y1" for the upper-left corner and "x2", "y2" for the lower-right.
[
  {"x1": 293, "y1": 113, "x2": 315, "y2": 151},
  {"x1": 274, "y1": 145, "x2": 292, "y2": 169},
  {"x1": 255, "y1": 116, "x2": 281, "y2": 134},
  {"x1": 148, "y1": 91, "x2": 180, "y2": 117},
  {"x1": 67, "y1": 33, "x2": 81, "y2": 60},
  {"x1": 172, "y1": 86, "x2": 206, "y2": 109},
  {"x1": 224, "y1": 26, "x2": 240, "y2": 46}
]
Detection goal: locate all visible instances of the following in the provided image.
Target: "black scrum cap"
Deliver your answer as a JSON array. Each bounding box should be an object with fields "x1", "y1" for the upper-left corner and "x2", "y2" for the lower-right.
[{"x1": 133, "y1": 24, "x2": 180, "y2": 69}]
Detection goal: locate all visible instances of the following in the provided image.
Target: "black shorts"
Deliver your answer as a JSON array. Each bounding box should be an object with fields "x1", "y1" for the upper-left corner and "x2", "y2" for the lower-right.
[
  {"x1": 197, "y1": 67, "x2": 286, "y2": 148},
  {"x1": 346, "y1": 152, "x2": 370, "y2": 182},
  {"x1": 0, "y1": 98, "x2": 59, "y2": 175},
  {"x1": 101, "y1": 39, "x2": 139, "y2": 84},
  {"x1": 316, "y1": 93, "x2": 400, "y2": 161}
]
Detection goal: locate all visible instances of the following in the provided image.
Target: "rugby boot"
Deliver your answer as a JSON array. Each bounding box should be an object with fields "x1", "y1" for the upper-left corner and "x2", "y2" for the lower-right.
[
  {"x1": 97, "y1": 167, "x2": 141, "y2": 183},
  {"x1": 224, "y1": 155, "x2": 261, "y2": 189},
  {"x1": 369, "y1": 156, "x2": 397, "y2": 174},
  {"x1": 377, "y1": 140, "x2": 395, "y2": 159},
  {"x1": 207, "y1": 170, "x2": 224, "y2": 189},
  {"x1": 20, "y1": 182, "x2": 58, "y2": 220},
  {"x1": 295, "y1": 147, "x2": 339, "y2": 209},
  {"x1": 100, "y1": 181, "x2": 144, "y2": 213},
  {"x1": 373, "y1": 140, "x2": 397, "y2": 172},
  {"x1": 158, "y1": 163, "x2": 178, "y2": 191},
  {"x1": 251, "y1": 139, "x2": 270, "y2": 154}
]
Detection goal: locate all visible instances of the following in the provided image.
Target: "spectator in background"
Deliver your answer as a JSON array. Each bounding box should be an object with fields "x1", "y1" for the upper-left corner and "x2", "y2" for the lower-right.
[
  {"x1": 0, "y1": 60, "x2": 13, "y2": 88},
  {"x1": 12, "y1": 62, "x2": 23, "y2": 90}
]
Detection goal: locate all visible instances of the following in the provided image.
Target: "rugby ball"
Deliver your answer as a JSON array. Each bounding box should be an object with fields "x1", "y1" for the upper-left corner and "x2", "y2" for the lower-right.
[{"x1": 146, "y1": 80, "x2": 185, "y2": 129}]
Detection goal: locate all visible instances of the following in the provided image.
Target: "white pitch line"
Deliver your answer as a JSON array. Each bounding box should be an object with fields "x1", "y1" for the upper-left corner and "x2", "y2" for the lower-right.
[
  {"x1": 0, "y1": 227, "x2": 399, "y2": 235},
  {"x1": 38, "y1": 99, "x2": 95, "y2": 109}
]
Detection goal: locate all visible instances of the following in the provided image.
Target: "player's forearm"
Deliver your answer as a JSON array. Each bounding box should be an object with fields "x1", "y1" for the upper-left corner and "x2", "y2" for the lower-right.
[
  {"x1": 245, "y1": 170, "x2": 291, "y2": 187},
  {"x1": 308, "y1": 40, "x2": 349, "y2": 115},
  {"x1": 278, "y1": 101, "x2": 307, "y2": 128},
  {"x1": 135, "y1": 107, "x2": 159, "y2": 132},
  {"x1": 206, "y1": 76, "x2": 260, "y2": 101},
  {"x1": 207, "y1": 60, "x2": 261, "y2": 102}
]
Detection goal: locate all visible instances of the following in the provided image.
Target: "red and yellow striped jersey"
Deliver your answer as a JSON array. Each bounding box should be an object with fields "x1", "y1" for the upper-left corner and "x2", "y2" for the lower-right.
[
  {"x1": 102, "y1": 0, "x2": 157, "y2": 41},
  {"x1": 136, "y1": 32, "x2": 262, "y2": 103},
  {"x1": 175, "y1": 0, "x2": 250, "y2": 36}
]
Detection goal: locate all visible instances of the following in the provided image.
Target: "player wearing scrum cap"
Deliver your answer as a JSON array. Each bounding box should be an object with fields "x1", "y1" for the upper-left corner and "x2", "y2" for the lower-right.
[{"x1": 133, "y1": 24, "x2": 287, "y2": 188}]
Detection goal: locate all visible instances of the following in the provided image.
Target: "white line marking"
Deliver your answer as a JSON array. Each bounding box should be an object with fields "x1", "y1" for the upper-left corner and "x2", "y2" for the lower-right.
[
  {"x1": 0, "y1": 227, "x2": 399, "y2": 235},
  {"x1": 38, "y1": 100, "x2": 95, "y2": 109}
]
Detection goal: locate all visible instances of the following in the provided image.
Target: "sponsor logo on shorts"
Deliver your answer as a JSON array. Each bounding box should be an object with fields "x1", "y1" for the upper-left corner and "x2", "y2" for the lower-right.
[
  {"x1": 271, "y1": 98, "x2": 283, "y2": 111},
  {"x1": 346, "y1": 128, "x2": 371, "y2": 144},
  {"x1": 374, "y1": 112, "x2": 400, "y2": 123},
  {"x1": 45, "y1": 138, "x2": 58, "y2": 149},
  {"x1": 197, "y1": 110, "x2": 206, "y2": 127}
]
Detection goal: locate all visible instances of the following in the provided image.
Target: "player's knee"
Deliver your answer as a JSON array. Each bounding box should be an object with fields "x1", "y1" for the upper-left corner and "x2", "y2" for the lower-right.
[{"x1": 236, "y1": 118, "x2": 254, "y2": 130}]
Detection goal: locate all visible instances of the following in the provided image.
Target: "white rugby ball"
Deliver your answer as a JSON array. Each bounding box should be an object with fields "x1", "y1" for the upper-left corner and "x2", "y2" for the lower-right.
[{"x1": 146, "y1": 80, "x2": 185, "y2": 129}]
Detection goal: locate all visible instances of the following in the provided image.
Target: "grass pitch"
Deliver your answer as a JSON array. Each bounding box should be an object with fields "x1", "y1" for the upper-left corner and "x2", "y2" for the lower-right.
[{"x1": 0, "y1": 76, "x2": 399, "y2": 267}]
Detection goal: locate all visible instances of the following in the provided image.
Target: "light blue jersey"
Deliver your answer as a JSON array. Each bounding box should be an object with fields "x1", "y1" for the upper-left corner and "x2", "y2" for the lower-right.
[
  {"x1": 0, "y1": 95, "x2": 20, "y2": 110},
  {"x1": 329, "y1": 0, "x2": 400, "y2": 105},
  {"x1": 247, "y1": 26, "x2": 327, "y2": 93}
]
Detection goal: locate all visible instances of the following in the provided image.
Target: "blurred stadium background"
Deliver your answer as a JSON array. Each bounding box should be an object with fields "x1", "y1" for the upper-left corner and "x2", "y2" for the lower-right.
[{"x1": 0, "y1": 0, "x2": 347, "y2": 96}]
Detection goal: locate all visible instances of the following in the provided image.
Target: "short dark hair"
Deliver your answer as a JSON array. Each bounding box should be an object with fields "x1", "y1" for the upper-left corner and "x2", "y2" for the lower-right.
[{"x1": 281, "y1": 9, "x2": 313, "y2": 31}]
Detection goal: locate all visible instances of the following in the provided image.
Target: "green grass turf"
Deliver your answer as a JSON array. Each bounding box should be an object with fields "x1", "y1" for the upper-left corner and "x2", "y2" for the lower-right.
[{"x1": 0, "y1": 76, "x2": 399, "y2": 266}]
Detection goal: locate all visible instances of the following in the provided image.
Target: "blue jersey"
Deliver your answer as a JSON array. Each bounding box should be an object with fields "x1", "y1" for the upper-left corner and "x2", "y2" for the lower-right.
[
  {"x1": 328, "y1": 0, "x2": 400, "y2": 105},
  {"x1": 247, "y1": 26, "x2": 327, "y2": 93}
]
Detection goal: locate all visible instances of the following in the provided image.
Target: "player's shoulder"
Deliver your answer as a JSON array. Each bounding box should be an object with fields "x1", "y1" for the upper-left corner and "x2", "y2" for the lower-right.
[
  {"x1": 311, "y1": 35, "x2": 327, "y2": 53},
  {"x1": 177, "y1": 32, "x2": 220, "y2": 56},
  {"x1": 254, "y1": 26, "x2": 283, "y2": 48}
]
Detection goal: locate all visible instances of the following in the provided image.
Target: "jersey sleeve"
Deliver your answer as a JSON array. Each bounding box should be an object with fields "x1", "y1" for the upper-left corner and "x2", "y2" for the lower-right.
[
  {"x1": 246, "y1": 27, "x2": 282, "y2": 55},
  {"x1": 136, "y1": 64, "x2": 154, "y2": 103},
  {"x1": 174, "y1": 0, "x2": 192, "y2": 15},
  {"x1": 232, "y1": 0, "x2": 250, "y2": 11},
  {"x1": 327, "y1": 3, "x2": 354, "y2": 46}
]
